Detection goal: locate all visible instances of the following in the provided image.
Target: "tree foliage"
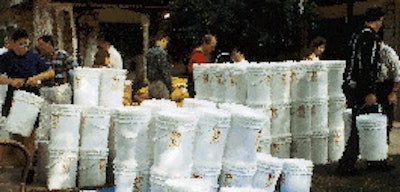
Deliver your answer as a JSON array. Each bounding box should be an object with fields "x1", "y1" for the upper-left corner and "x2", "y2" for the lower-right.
[{"x1": 167, "y1": 0, "x2": 320, "y2": 62}]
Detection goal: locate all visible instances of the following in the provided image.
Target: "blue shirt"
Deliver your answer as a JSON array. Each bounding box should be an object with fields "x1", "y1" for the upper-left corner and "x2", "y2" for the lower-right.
[{"x1": 0, "y1": 50, "x2": 49, "y2": 79}]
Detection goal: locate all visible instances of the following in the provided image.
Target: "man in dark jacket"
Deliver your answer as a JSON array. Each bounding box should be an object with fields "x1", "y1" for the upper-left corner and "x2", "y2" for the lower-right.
[
  {"x1": 146, "y1": 31, "x2": 171, "y2": 99},
  {"x1": 339, "y1": 6, "x2": 398, "y2": 176}
]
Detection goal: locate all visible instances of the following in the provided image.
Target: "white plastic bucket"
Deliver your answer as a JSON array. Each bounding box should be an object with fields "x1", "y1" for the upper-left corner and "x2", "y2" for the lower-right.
[
  {"x1": 49, "y1": 104, "x2": 81, "y2": 149},
  {"x1": 132, "y1": 168, "x2": 150, "y2": 192},
  {"x1": 224, "y1": 64, "x2": 248, "y2": 104},
  {"x1": 152, "y1": 108, "x2": 198, "y2": 178},
  {"x1": 149, "y1": 171, "x2": 169, "y2": 192},
  {"x1": 113, "y1": 131, "x2": 138, "y2": 164},
  {"x1": 310, "y1": 98, "x2": 329, "y2": 133},
  {"x1": 328, "y1": 95, "x2": 346, "y2": 132},
  {"x1": 193, "y1": 108, "x2": 231, "y2": 170},
  {"x1": 114, "y1": 161, "x2": 138, "y2": 192},
  {"x1": 311, "y1": 131, "x2": 329, "y2": 164},
  {"x1": 271, "y1": 134, "x2": 292, "y2": 158},
  {"x1": 290, "y1": 100, "x2": 312, "y2": 136},
  {"x1": 39, "y1": 83, "x2": 72, "y2": 104},
  {"x1": 308, "y1": 61, "x2": 328, "y2": 99},
  {"x1": 99, "y1": 68, "x2": 127, "y2": 108},
  {"x1": 193, "y1": 64, "x2": 212, "y2": 100},
  {"x1": 219, "y1": 162, "x2": 257, "y2": 188},
  {"x1": 356, "y1": 114, "x2": 388, "y2": 161},
  {"x1": 80, "y1": 106, "x2": 111, "y2": 149},
  {"x1": 74, "y1": 67, "x2": 102, "y2": 106},
  {"x1": 210, "y1": 64, "x2": 228, "y2": 103},
  {"x1": 5, "y1": 90, "x2": 44, "y2": 136},
  {"x1": 280, "y1": 158, "x2": 313, "y2": 192},
  {"x1": 246, "y1": 64, "x2": 272, "y2": 106},
  {"x1": 291, "y1": 134, "x2": 312, "y2": 160},
  {"x1": 36, "y1": 103, "x2": 52, "y2": 140},
  {"x1": 78, "y1": 148, "x2": 108, "y2": 187},
  {"x1": 270, "y1": 102, "x2": 291, "y2": 137},
  {"x1": 252, "y1": 153, "x2": 283, "y2": 192},
  {"x1": 328, "y1": 128, "x2": 345, "y2": 162},
  {"x1": 191, "y1": 166, "x2": 220, "y2": 190},
  {"x1": 324, "y1": 60, "x2": 345, "y2": 97},
  {"x1": 247, "y1": 104, "x2": 271, "y2": 140},
  {"x1": 47, "y1": 149, "x2": 79, "y2": 190},
  {"x1": 222, "y1": 104, "x2": 265, "y2": 164},
  {"x1": 140, "y1": 99, "x2": 177, "y2": 166},
  {"x1": 269, "y1": 62, "x2": 291, "y2": 103},
  {"x1": 113, "y1": 107, "x2": 151, "y2": 166},
  {"x1": 290, "y1": 62, "x2": 310, "y2": 101}
]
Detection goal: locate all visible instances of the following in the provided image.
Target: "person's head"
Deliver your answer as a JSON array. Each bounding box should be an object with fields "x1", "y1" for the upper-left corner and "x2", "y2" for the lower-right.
[
  {"x1": 153, "y1": 31, "x2": 169, "y2": 49},
  {"x1": 94, "y1": 48, "x2": 110, "y2": 67},
  {"x1": 309, "y1": 36, "x2": 326, "y2": 57},
  {"x1": 364, "y1": 6, "x2": 385, "y2": 32},
  {"x1": 200, "y1": 34, "x2": 217, "y2": 54},
  {"x1": 9, "y1": 28, "x2": 30, "y2": 56},
  {"x1": 98, "y1": 35, "x2": 113, "y2": 51},
  {"x1": 231, "y1": 46, "x2": 245, "y2": 62},
  {"x1": 37, "y1": 35, "x2": 54, "y2": 55}
]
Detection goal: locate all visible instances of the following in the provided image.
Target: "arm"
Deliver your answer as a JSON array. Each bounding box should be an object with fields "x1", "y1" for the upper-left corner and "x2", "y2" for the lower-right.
[
  {"x1": 0, "y1": 75, "x2": 25, "y2": 88},
  {"x1": 160, "y1": 50, "x2": 172, "y2": 92},
  {"x1": 360, "y1": 34, "x2": 379, "y2": 105},
  {"x1": 26, "y1": 68, "x2": 55, "y2": 86}
]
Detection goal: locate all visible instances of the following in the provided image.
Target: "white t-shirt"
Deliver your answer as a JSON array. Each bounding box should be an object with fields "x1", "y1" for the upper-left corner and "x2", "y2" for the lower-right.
[
  {"x1": 108, "y1": 45, "x2": 123, "y2": 69},
  {"x1": 0, "y1": 47, "x2": 8, "y2": 55}
]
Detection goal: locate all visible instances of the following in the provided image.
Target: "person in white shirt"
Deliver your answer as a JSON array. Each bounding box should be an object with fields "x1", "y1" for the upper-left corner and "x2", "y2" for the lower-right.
[
  {"x1": 231, "y1": 46, "x2": 249, "y2": 64},
  {"x1": 98, "y1": 36, "x2": 123, "y2": 69}
]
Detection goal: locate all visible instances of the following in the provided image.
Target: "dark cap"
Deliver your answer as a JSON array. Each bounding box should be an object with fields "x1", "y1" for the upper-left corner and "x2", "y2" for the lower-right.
[{"x1": 365, "y1": 6, "x2": 385, "y2": 22}]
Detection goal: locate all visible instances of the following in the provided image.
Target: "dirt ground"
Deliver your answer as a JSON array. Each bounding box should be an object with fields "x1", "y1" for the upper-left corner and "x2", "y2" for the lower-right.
[{"x1": 311, "y1": 123, "x2": 400, "y2": 192}]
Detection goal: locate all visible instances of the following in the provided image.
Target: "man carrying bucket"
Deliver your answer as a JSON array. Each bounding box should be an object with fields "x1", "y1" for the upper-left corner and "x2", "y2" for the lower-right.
[
  {"x1": 0, "y1": 28, "x2": 54, "y2": 155},
  {"x1": 339, "y1": 6, "x2": 399, "y2": 175}
]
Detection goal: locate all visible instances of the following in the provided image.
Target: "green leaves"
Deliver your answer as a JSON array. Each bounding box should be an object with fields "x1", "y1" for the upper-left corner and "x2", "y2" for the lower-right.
[{"x1": 167, "y1": 0, "x2": 320, "y2": 62}]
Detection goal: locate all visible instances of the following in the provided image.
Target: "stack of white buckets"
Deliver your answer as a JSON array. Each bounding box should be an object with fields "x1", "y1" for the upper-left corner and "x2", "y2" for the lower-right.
[
  {"x1": 193, "y1": 60, "x2": 347, "y2": 164},
  {"x1": 0, "y1": 65, "x2": 317, "y2": 191},
  {"x1": 32, "y1": 67, "x2": 128, "y2": 190}
]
